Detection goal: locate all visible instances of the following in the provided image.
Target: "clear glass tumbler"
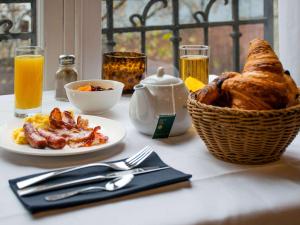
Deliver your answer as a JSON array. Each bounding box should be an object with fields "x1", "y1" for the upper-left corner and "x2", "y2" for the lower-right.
[
  {"x1": 14, "y1": 46, "x2": 44, "y2": 118},
  {"x1": 179, "y1": 45, "x2": 209, "y2": 92}
]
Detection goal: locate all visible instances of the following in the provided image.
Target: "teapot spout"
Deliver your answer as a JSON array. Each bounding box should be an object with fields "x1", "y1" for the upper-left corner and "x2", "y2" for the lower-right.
[{"x1": 132, "y1": 84, "x2": 155, "y2": 108}]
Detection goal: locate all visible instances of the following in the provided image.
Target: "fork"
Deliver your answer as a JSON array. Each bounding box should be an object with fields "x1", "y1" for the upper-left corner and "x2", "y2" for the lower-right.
[{"x1": 16, "y1": 145, "x2": 154, "y2": 189}]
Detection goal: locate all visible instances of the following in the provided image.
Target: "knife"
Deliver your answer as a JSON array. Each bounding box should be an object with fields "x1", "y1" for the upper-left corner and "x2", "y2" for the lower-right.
[{"x1": 17, "y1": 166, "x2": 169, "y2": 197}]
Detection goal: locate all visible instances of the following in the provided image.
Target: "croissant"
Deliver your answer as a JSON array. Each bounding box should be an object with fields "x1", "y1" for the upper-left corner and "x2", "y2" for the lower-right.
[{"x1": 196, "y1": 39, "x2": 299, "y2": 110}]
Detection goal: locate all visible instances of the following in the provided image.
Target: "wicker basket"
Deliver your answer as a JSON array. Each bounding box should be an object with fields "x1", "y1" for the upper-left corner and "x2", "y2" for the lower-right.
[{"x1": 187, "y1": 93, "x2": 300, "y2": 164}]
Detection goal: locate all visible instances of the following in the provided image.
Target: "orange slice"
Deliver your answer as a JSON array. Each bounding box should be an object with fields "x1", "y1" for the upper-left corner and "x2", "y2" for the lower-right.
[
  {"x1": 184, "y1": 76, "x2": 205, "y2": 92},
  {"x1": 77, "y1": 85, "x2": 92, "y2": 91}
]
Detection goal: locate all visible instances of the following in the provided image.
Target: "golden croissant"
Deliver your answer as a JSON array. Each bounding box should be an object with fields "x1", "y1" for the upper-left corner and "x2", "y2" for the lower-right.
[{"x1": 196, "y1": 39, "x2": 299, "y2": 110}]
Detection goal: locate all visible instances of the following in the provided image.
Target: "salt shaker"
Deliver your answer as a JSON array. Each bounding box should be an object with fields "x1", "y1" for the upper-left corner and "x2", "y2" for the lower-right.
[{"x1": 55, "y1": 55, "x2": 78, "y2": 101}]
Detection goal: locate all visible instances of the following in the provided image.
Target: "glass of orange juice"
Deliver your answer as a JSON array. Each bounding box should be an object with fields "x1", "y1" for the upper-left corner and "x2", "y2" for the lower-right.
[{"x1": 14, "y1": 46, "x2": 44, "y2": 118}]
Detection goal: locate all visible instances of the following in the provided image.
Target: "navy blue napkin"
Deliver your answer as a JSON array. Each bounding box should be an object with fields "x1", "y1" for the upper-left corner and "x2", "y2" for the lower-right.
[{"x1": 9, "y1": 152, "x2": 192, "y2": 213}]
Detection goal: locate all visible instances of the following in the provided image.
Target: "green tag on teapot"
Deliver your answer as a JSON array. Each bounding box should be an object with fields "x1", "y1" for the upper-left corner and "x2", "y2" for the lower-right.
[{"x1": 152, "y1": 114, "x2": 176, "y2": 139}]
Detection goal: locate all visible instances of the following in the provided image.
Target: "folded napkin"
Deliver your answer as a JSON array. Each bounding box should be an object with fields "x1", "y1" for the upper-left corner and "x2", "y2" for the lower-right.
[{"x1": 9, "y1": 152, "x2": 191, "y2": 213}]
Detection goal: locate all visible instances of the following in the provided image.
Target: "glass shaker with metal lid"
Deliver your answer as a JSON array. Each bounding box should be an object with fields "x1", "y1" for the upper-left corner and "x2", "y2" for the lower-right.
[{"x1": 55, "y1": 54, "x2": 78, "y2": 101}]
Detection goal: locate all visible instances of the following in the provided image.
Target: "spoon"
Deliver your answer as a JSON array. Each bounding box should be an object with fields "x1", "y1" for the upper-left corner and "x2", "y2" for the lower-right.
[{"x1": 45, "y1": 174, "x2": 134, "y2": 201}]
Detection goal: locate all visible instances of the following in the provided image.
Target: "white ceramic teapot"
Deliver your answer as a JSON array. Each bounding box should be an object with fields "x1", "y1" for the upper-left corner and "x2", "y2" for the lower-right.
[{"x1": 129, "y1": 67, "x2": 191, "y2": 136}]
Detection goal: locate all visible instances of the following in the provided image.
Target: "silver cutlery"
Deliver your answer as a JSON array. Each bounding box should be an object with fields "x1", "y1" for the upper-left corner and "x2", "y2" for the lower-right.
[
  {"x1": 17, "y1": 166, "x2": 169, "y2": 196},
  {"x1": 45, "y1": 174, "x2": 134, "y2": 201},
  {"x1": 17, "y1": 145, "x2": 154, "y2": 189}
]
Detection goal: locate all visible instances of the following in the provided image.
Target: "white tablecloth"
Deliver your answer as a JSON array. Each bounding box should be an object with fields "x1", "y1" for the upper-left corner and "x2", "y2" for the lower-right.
[{"x1": 1, "y1": 91, "x2": 300, "y2": 225}]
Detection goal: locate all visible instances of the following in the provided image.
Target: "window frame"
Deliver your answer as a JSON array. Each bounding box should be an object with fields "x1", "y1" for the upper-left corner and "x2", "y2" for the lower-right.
[
  {"x1": 41, "y1": 0, "x2": 102, "y2": 90},
  {"x1": 102, "y1": 0, "x2": 274, "y2": 74}
]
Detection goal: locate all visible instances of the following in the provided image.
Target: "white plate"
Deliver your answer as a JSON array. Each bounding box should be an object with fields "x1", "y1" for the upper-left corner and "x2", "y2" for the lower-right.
[{"x1": 0, "y1": 115, "x2": 126, "y2": 156}]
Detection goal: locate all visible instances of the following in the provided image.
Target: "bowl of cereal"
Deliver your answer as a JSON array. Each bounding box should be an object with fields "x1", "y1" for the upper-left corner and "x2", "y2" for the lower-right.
[{"x1": 65, "y1": 79, "x2": 124, "y2": 114}]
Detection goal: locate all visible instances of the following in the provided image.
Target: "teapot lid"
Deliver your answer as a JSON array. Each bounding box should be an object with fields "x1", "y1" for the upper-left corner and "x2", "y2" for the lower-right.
[{"x1": 141, "y1": 67, "x2": 180, "y2": 85}]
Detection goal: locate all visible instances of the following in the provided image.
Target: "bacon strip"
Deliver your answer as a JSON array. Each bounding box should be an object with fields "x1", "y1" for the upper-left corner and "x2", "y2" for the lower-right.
[
  {"x1": 68, "y1": 130, "x2": 93, "y2": 143},
  {"x1": 49, "y1": 108, "x2": 64, "y2": 128},
  {"x1": 37, "y1": 128, "x2": 67, "y2": 149},
  {"x1": 49, "y1": 108, "x2": 76, "y2": 129},
  {"x1": 68, "y1": 126, "x2": 108, "y2": 148},
  {"x1": 23, "y1": 108, "x2": 108, "y2": 150},
  {"x1": 76, "y1": 116, "x2": 89, "y2": 130},
  {"x1": 48, "y1": 128, "x2": 93, "y2": 142},
  {"x1": 23, "y1": 123, "x2": 47, "y2": 149},
  {"x1": 82, "y1": 126, "x2": 101, "y2": 147},
  {"x1": 62, "y1": 111, "x2": 76, "y2": 129}
]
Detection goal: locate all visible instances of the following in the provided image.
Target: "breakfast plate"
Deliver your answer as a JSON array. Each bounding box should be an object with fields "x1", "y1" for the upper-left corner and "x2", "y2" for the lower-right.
[{"x1": 0, "y1": 115, "x2": 126, "y2": 156}]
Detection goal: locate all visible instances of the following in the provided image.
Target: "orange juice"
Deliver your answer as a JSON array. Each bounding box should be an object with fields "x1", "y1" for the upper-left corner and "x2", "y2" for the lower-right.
[{"x1": 14, "y1": 55, "x2": 44, "y2": 109}]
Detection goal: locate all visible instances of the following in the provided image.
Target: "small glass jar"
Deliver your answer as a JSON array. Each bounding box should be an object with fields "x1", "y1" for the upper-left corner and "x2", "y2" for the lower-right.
[{"x1": 55, "y1": 55, "x2": 78, "y2": 101}]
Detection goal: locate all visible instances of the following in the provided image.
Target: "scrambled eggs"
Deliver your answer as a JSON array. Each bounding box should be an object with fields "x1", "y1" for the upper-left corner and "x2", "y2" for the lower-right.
[
  {"x1": 12, "y1": 127, "x2": 27, "y2": 145},
  {"x1": 12, "y1": 114, "x2": 49, "y2": 144}
]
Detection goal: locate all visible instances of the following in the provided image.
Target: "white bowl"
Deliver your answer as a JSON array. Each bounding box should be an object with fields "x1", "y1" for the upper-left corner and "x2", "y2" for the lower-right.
[{"x1": 65, "y1": 80, "x2": 124, "y2": 114}]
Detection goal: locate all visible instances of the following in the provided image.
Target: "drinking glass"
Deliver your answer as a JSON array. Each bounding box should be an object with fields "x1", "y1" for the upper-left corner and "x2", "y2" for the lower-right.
[
  {"x1": 14, "y1": 46, "x2": 44, "y2": 118},
  {"x1": 179, "y1": 45, "x2": 209, "y2": 91},
  {"x1": 102, "y1": 52, "x2": 146, "y2": 93}
]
